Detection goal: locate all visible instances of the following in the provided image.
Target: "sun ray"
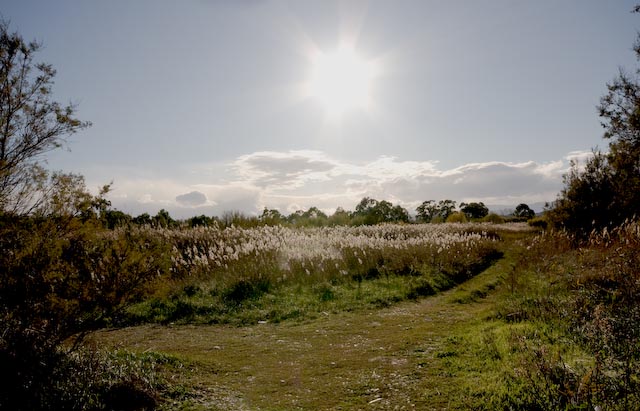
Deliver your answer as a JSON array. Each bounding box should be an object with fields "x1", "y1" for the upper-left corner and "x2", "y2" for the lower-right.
[{"x1": 304, "y1": 43, "x2": 379, "y2": 120}]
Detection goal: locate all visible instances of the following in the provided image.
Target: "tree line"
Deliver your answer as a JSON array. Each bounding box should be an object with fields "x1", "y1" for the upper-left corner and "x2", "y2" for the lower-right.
[{"x1": 97, "y1": 198, "x2": 537, "y2": 229}]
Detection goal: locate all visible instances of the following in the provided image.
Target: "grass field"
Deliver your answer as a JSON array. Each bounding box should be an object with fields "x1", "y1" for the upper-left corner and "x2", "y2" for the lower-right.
[
  {"x1": 92, "y1": 226, "x2": 535, "y2": 410},
  {"x1": 85, "y1": 221, "x2": 640, "y2": 410}
]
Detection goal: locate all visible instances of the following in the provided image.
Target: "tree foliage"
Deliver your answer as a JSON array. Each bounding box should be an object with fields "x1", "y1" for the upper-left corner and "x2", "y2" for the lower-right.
[
  {"x1": 549, "y1": 11, "x2": 640, "y2": 235},
  {"x1": 416, "y1": 199, "x2": 457, "y2": 223},
  {"x1": 513, "y1": 203, "x2": 535, "y2": 220},
  {"x1": 0, "y1": 21, "x2": 90, "y2": 213},
  {"x1": 460, "y1": 202, "x2": 489, "y2": 220},
  {"x1": 352, "y1": 197, "x2": 409, "y2": 225},
  {"x1": 0, "y1": 23, "x2": 172, "y2": 409},
  {"x1": 260, "y1": 207, "x2": 284, "y2": 226}
]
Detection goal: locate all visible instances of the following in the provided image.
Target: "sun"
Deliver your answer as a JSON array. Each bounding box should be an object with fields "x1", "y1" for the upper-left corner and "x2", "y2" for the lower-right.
[{"x1": 305, "y1": 45, "x2": 377, "y2": 119}]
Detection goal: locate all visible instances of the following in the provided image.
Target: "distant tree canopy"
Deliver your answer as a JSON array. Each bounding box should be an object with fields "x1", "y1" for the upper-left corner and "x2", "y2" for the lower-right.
[
  {"x1": 415, "y1": 199, "x2": 457, "y2": 223},
  {"x1": 103, "y1": 209, "x2": 132, "y2": 229},
  {"x1": 548, "y1": 10, "x2": 640, "y2": 235},
  {"x1": 153, "y1": 208, "x2": 176, "y2": 228},
  {"x1": 188, "y1": 214, "x2": 215, "y2": 228},
  {"x1": 260, "y1": 207, "x2": 285, "y2": 226},
  {"x1": 352, "y1": 197, "x2": 409, "y2": 225},
  {"x1": 513, "y1": 203, "x2": 535, "y2": 220},
  {"x1": 93, "y1": 197, "x2": 520, "y2": 229},
  {"x1": 132, "y1": 212, "x2": 152, "y2": 225},
  {"x1": 460, "y1": 202, "x2": 489, "y2": 220},
  {"x1": 287, "y1": 206, "x2": 329, "y2": 227}
]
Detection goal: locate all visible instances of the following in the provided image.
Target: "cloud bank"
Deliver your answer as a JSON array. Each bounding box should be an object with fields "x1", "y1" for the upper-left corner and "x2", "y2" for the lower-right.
[{"x1": 104, "y1": 150, "x2": 590, "y2": 219}]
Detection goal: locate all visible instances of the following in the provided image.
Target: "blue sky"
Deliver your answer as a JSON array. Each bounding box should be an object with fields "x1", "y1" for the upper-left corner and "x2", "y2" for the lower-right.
[{"x1": 3, "y1": 0, "x2": 638, "y2": 217}]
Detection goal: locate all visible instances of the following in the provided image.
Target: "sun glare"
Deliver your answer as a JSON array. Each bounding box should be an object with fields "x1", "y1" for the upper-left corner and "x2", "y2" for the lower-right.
[{"x1": 306, "y1": 45, "x2": 377, "y2": 119}]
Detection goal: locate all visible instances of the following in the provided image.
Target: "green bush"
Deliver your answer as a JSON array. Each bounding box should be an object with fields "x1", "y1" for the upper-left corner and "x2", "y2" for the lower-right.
[
  {"x1": 445, "y1": 211, "x2": 467, "y2": 223},
  {"x1": 482, "y1": 213, "x2": 505, "y2": 224},
  {"x1": 0, "y1": 212, "x2": 171, "y2": 409}
]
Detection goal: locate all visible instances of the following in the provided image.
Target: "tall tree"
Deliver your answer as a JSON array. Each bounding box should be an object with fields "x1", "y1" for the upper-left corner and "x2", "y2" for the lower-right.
[
  {"x1": 549, "y1": 7, "x2": 640, "y2": 234},
  {"x1": 597, "y1": 68, "x2": 640, "y2": 223},
  {"x1": 0, "y1": 21, "x2": 90, "y2": 213},
  {"x1": 436, "y1": 200, "x2": 457, "y2": 221},
  {"x1": 416, "y1": 200, "x2": 437, "y2": 223}
]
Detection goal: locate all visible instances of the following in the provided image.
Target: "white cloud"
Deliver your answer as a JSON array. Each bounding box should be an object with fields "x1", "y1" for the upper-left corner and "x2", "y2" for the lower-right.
[
  {"x1": 565, "y1": 150, "x2": 595, "y2": 162},
  {"x1": 233, "y1": 150, "x2": 339, "y2": 189},
  {"x1": 175, "y1": 191, "x2": 208, "y2": 207},
  {"x1": 102, "y1": 150, "x2": 579, "y2": 218}
]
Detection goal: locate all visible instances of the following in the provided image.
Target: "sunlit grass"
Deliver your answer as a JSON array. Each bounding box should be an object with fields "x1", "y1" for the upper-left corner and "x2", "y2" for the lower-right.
[
  {"x1": 91, "y1": 222, "x2": 640, "y2": 409},
  {"x1": 122, "y1": 223, "x2": 513, "y2": 325}
]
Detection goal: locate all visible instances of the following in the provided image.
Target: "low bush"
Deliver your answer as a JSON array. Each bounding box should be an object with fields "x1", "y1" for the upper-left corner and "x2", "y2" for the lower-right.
[
  {"x1": 498, "y1": 222, "x2": 640, "y2": 410},
  {"x1": 482, "y1": 213, "x2": 505, "y2": 224},
  {"x1": 0, "y1": 210, "x2": 172, "y2": 409}
]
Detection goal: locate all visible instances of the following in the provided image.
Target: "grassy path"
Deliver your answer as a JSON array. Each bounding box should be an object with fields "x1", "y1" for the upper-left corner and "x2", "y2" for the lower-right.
[{"x1": 95, "y1": 248, "x2": 517, "y2": 410}]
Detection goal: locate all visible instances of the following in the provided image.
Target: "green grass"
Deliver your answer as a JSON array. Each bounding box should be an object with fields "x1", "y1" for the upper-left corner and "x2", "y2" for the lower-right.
[
  {"x1": 91, "y1": 225, "x2": 640, "y2": 410},
  {"x1": 124, "y1": 247, "x2": 502, "y2": 326},
  {"x1": 93, "y1": 232, "x2": 530, "y2": 410}
]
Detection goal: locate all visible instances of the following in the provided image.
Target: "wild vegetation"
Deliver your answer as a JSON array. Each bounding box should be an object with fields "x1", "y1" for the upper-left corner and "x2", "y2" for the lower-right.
[
  {"x1": 2, "y1": 6, "x2": 640, "y2": 410},
  {"x1": 122, "y1": 222, "x2": 506, "y2": 326}
]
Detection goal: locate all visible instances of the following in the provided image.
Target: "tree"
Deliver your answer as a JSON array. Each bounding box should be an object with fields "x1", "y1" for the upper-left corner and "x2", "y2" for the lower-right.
[
  {"x1": 328, "y1": 206, "x2": 351, "y2": 226},
  {"x1": 189, "y1": 214, "x2": 215, "y2": 227},
  {"x1": 416, "y1": 200, "x2": 437, "y2": 223},
  {"x1": 103, "y1": 209, "x2": 132, "y2": 229},
  {"x1": 549, "y1": 8, "x2": 640, "y2": 235},
  {"x1": 416, "y1": 199, "x2": 458, "y2": 222},
  {"x1": 287, "y1": 207, "x2": 329, "y2": 227},
  {"x1": 301, "y1": 206, "x2": 328, "y2": 226},
  {"x1": 260, "y1": 207, "x2": 284, "y2": 225},
  {"x1": 548, "y1": 152, "x2": 615, "y2": 236},
  {"x1": 132, "y1": 212, "x2": 152, "y2": 225},
  {"x1": 513, "y1": 203, "x2": 535, "y2": 220},
  {"x1": 446, "y1": 211, "x2": 467, "y2": 223},
  {"x1": 390, "y1": 204, "x2": 410, "y2": 223},
  {"x1": 373, "y1": 200, "x2": 394, "y2": 223},
  {"x1": 597, "y1": 67, "x2": 640, "y2": 223},
  {"x1": 354, "y1": 197, "x2": 378, "y2": 216},
  {"x1": 153, "y1": 208, "x2": 175, "y2": 228},
  {"x1": 0, "y1": 21, "x2": 90, "y2": 213},
  {"x1": 353, "y1": 197, "x2": 409, "y2": 225},
  {"x1": 0, "y1": 23, "x2": 172, "y2": 408},
  {"x1": 436, "y1": 200, "x2": 457, "y2": 221},
  {"x1": 353, "y1": 197, "x2": 380, "y2": 225},
  {"x1": 460, "y1": 202, "x2": 489, "y2": 220}
]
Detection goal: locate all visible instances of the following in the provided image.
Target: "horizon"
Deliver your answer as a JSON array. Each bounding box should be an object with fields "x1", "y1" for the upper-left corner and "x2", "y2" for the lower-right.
[{"x1": 3, "y1": 0, "x2": 638, "y2": 218}]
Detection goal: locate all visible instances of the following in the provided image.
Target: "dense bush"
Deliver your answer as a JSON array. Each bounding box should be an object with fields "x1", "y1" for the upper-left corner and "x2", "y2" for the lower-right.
[
  {"x1": 501, "y1": 223, "x2": 640, "y2": 410},
  {"x1": 0, "y1": 196, "x2": 172, "y2": 409}
]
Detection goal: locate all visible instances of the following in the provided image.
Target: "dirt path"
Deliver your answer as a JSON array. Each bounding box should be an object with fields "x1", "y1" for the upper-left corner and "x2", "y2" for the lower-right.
[{"x1": 96, "y1": 256, "x2": 510, "y2": 410}]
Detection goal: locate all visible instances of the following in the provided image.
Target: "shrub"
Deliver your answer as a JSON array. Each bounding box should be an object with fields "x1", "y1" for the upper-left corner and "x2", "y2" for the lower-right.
[
  {"x1": 0, "y1": 212, "x2": 171, "y2": 409},
  {"x1": 503, "y1": 222, "x2": 640, "y2": 410},
  {"x1": 528, "y1": 217, "x2": 548, "y2": 229},
  {"x1": 482, "y1": 213, "x2": 505, "y2": 224},
  {"x1": 445, "y1": 212, "x2": 467, "y2": 223}
]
